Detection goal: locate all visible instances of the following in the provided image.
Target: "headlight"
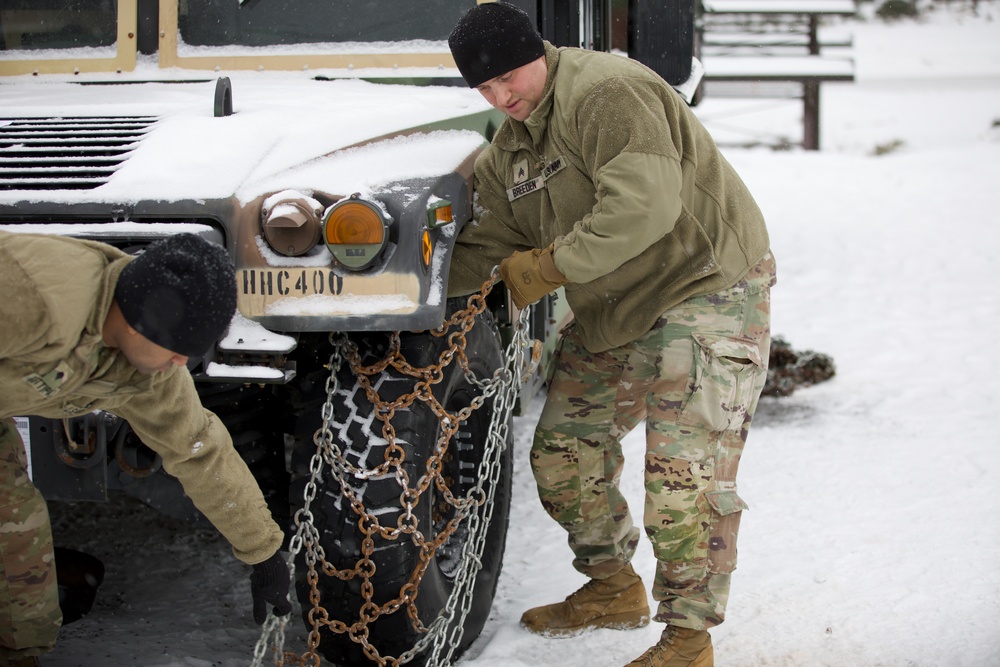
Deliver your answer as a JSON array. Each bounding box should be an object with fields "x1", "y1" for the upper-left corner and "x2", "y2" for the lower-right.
[
  {"x1": 323, "y1": 194, "x2": 389, "y2": 271},
  {"x1": 261, "y1": 191, "x2": 323, "y2": 257}
]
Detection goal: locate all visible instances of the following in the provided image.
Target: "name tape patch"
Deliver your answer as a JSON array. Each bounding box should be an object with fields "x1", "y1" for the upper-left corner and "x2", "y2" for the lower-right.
[{"x1": 507, "y1": 156, "x2": 566, "y2": 202}]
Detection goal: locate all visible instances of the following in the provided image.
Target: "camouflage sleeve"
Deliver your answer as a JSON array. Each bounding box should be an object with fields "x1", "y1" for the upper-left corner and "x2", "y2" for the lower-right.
[{"x1": 111, "y1": 369, "x2": 283, "y2": 565}]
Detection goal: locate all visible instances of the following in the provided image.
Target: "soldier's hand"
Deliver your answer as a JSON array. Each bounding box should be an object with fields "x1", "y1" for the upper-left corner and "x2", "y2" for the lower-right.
[
  {"x1": 249, "y1": 551, "x2": 292, "y2": 625},
  {"x1": 499, "y1": 245, "x2": 567, "y2": 310}
]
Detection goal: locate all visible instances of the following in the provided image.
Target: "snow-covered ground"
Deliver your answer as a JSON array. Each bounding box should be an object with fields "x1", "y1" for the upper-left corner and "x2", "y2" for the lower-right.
[{"x1": 42, "y1": 2, "x2": 1000, "y2": 666}]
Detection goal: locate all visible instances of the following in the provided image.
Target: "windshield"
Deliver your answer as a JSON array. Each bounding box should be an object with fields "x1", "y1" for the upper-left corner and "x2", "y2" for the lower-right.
[
  {"x1": 179, "y1": 0, "x2": 476, "y2": 49},
  {"x1": 0, "y1": 0, "x2": 116, "y2": 54}
]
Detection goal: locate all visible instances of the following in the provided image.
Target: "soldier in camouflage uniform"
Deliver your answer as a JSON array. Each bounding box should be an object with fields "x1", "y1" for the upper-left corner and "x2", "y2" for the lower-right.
[
  {"x1": 0, "y1": 420, "x2": 60, "y2": 667},
  {"x1": 0, "y1": 231, "x2": 291, "y2": 667},
  {"x1": 447, "y1": 5, "x2": 775, "y2": 666}
]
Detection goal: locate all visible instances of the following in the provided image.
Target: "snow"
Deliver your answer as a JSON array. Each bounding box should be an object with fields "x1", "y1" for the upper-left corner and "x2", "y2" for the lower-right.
[
  {"x1": 0, "y1": 78, "x2": 491, "y2": 205},
  {"x1": 39, "y1": 3, "x2": 1000, "y2": 666},
  {"x1": 263, "y1": 292, "x2": 416, "y2": 317},
  {"x1": 217, "y1": 314, "x2": 297, "y2": 354},
  {"x1": 700, "y1": 55, "x2": 856, "y2": 77},
  {"x1": 175, "y1": 38, "x2": 453, "y2": 58},
  {"x1": 702, "y1": 0, "x2": 855, "y2": 13},
  {"x1": 0, "y1": 222, "x2": 214, "y2": 239}
]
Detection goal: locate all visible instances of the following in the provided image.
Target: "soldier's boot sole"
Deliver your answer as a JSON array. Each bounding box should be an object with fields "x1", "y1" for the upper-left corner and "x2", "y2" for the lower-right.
[
  {"x1": 623, "y1": 627, "x2": 714, "y2": 667},
  {"x1": 520, "y1": 576, "x2": 651, "y2": 637},
  {"x1": 522, "y1": 608, "x2": 652, "y2": 637}
]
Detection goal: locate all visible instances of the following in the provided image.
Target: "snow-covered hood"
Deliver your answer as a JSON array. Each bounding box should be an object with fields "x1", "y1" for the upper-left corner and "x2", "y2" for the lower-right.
[{"x1": 0, "y1": 73, "x2": 493, "y2": 205}]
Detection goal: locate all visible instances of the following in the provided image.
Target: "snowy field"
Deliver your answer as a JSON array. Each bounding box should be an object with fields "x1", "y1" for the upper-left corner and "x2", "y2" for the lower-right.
[{"x1": 42, "y1": 3, "x2": 1000, "y2": 666}]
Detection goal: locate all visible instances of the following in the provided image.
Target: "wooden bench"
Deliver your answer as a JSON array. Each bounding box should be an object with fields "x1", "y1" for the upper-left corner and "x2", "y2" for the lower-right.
[
  {"x1": 700, "y1": 55, "x2": 855, "y2": 149},
  {"x1": 697, "y1": 0, "x2": 857, "y2": 150},
  {"x1": 701, "y1": 29, "x2": 854, "y2": 54},
  {"x1": 701, "y1": 0, "x2": 857, "y2": 55}
]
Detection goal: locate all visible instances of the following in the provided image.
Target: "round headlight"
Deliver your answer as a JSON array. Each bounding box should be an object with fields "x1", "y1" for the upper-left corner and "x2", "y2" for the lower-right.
[
  {"x1": 323, "y1": 194, "x2": 389, "y2": 270},
  {"x1": 261, "y1": 192, "x2": 322, "y2": 257}
]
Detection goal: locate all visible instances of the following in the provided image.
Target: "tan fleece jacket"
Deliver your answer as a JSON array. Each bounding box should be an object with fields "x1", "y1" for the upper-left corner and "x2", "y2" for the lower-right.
[
  {"x1": 449, "y1": 43, "x2": 773, "y2": 353},
  {"x1": 0, "y1": 231, "x2": 282, "y2": 565}
]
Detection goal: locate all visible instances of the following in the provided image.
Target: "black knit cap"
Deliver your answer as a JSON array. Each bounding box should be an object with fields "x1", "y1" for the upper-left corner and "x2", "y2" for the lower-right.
[
  {"x1": 448, "y1": 2, "x2": 546, "y2": 88},
  {"x1": 114, "y1": 233, "x2": 236, "y2": 357}
]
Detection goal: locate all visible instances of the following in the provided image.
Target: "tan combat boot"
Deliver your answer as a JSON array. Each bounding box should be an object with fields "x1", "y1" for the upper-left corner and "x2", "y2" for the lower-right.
[
  {"x1": 623, "y1": 625, "x2": 714, "y2": 667},
  {"x1": 520, "y1": 563, "x2": 650, "y2": 636},
  {"x1": 2, "y1": 656, "x2": 42, "y2": 667}
]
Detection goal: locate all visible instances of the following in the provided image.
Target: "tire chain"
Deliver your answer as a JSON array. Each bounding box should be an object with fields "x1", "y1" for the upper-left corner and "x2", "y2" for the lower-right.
[{"x1": 252, "y1": 270, "x2": 541, "y2": 667}]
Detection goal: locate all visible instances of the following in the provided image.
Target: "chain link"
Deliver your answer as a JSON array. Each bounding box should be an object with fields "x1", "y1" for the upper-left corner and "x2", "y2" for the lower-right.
[{"x1": 252, "y1": 271, "x2": 541, "y2": 667}]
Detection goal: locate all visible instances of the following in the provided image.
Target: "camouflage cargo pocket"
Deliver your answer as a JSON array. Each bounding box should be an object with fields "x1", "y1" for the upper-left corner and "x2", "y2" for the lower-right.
[
  {"x1": 678, "y1": 333, "x2": 765, "y2": 432},
  {"x1": 705, "y1": 488, "x2": 748, "y2": 574}
]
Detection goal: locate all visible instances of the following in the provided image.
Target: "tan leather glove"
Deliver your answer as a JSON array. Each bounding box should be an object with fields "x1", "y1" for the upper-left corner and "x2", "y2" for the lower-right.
[{"x1": 499, "y1": 245, "x2": 567, "y2": 310}]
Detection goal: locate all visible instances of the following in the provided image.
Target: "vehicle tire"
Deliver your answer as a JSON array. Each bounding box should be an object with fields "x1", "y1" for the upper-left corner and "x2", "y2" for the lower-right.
[{"x1": 289, "y1": 298, "x2": 512, "y2": 666}]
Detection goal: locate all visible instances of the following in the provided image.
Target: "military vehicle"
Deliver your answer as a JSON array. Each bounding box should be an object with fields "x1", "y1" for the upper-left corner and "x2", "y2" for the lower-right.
[{"x1": 0, "y1": 1, "x2": 697, "y2": 664}]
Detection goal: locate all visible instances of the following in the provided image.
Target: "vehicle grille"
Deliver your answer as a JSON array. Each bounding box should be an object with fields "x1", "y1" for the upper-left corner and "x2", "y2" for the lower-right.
[{"x1": 0, "y1": 116, "x2": 157, "y2": 191}]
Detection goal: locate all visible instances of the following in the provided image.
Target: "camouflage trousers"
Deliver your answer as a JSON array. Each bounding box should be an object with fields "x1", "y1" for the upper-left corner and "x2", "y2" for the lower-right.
[
  {"x1": 531, "y1": 253, "x2": 775, "y2": 631},
  {"x1": 0, "y1": 418, "x2": 61, "y2": 661}
]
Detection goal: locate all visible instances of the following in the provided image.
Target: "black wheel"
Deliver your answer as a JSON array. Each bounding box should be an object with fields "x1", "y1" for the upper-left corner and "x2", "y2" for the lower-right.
[{"x1": 289, "y1": 298, "x2": 512, "y2": 666}]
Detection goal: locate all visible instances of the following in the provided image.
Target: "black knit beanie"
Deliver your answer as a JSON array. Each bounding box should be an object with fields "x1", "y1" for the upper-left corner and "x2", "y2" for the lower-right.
[
  {"x1": 448, "y1": 2, "x2": 546, "y2": 88},
  {"x1": 114, "y1": 233, "x2": 237, "y2": 357}
]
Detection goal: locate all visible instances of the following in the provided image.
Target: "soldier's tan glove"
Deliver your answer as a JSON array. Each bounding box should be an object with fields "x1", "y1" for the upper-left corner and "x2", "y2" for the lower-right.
[{"x1": 499, "y1": 245, "x2": 567, "y2": 310}]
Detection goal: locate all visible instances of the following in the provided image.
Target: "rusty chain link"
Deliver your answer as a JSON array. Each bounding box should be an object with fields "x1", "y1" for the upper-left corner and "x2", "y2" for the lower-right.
[{"x1": 252, "y1": 270, "x2": 541, "y2": 667}]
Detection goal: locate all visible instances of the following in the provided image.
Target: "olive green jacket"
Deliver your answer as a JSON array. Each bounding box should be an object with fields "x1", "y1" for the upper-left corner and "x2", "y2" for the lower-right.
[
  {"x1": 449, "y1": 43, "x2": 772, "y2": 352},
  {"x1": 0, "y1": 231, "x2": 282, "y2": 565}
]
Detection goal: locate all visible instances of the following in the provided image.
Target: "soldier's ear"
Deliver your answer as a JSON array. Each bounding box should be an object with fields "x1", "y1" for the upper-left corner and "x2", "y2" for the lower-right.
[{"x1": 102, "y1": 300, "x2": 133, "y2": 348}]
